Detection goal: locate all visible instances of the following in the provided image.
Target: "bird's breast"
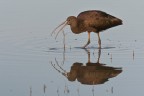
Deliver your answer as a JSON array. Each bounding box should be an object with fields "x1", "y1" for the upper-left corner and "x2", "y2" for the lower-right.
[{"x1": 70, "y1": 25, "x2": 85, "y2": 34}]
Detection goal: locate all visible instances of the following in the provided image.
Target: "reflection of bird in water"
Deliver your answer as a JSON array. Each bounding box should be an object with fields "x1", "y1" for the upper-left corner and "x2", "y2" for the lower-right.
[
  {"x1": 51, "y1": 49, "x2": 122, "y2": 85},
  {"x1": 52, "y1": 10, "x2": 122, "y2": 48}
]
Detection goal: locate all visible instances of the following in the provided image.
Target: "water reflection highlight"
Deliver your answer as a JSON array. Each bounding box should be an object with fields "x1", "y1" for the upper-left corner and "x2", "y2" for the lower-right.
[{"x1": 51, "y1": 49, "x2": 122, "y2": 85}]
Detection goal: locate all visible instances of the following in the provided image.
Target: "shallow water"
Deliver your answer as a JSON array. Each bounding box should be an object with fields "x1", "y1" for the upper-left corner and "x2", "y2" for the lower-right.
[{"x1": 1, "y1": 0, "x2": 144, "y2": 96}]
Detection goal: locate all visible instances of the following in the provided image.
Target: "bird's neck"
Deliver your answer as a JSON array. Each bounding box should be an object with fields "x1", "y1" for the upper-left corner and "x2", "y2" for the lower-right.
[
  {"x1": 71, "y1": 26, "x2": 79, "y2": 33},
  {"x1": 70, "y1": 21, "x2": 81, "y2": 34}
]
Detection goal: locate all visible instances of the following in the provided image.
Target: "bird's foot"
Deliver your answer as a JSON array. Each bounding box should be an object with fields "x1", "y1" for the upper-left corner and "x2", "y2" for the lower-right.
[
  {"x1": 82, "y1": 45, "x2": 87, "y2": 49},
  {"x1": 82, "y1": 44, "x2": 89, "y2": 49},
  {"x1": 82, "y1": 40, "x2": 90, "y2": 48},
  {"x1": 98, "y1": 45, "x2": 101, "y2": 49}
]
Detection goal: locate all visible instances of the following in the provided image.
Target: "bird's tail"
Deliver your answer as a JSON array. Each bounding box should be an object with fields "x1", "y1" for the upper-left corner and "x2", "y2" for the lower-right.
[{"x1": 111, "y1": 17, "x2": 123, "y2": 26}]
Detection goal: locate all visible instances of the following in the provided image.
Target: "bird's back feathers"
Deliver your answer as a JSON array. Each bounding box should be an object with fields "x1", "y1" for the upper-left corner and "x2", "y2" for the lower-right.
[{"x1": 77, "y1": 10, "x2": 122, "y2": 32}]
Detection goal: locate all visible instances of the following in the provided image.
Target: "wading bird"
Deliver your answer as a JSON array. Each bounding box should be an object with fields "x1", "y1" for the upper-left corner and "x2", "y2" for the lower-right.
[
  {"x1": 51, "y1": 49, "x2": 122, "y2": 85},
  {"x1": 52, "y1": 10, "x2": 122, "y2": 48}
]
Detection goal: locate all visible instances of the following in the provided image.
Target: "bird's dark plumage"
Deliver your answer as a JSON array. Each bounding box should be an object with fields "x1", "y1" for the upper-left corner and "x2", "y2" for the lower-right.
[
  {"x1": 69, "y1": 10, "x2": 122, "y2": 33},
  {"x1": 52, "y1": 10, "x2": 123, "y2": 48}
]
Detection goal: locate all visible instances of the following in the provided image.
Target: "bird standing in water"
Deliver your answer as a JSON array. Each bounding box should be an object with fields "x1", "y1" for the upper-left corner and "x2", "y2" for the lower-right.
[{"x1": 52, "y1": 10, "x2": 122, "y2": 48}]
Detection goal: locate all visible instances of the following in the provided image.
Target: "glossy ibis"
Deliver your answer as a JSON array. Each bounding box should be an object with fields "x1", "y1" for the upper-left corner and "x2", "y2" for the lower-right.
[
  {"x1": 52, "y1": 10, "x2": 122, "y2": 48},
  {"x1": 51, "y1": 49, "x2": 122, "y2": 85}
]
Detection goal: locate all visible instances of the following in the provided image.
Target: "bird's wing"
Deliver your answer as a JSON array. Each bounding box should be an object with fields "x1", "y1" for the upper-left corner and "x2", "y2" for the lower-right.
[
  {"x1": 77, "y1": 10, "x2": 109, "y2": 20},
  {"x1": 77, "y1": 10, "x2": 122, "y2": 31}
]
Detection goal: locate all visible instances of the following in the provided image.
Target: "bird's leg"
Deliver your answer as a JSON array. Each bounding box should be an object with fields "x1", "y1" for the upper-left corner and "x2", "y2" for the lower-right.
[
  {"x1": 97, "y1": 32, "x2": 101, "y2": 48},
  {"x1": 83, "y1": 32, "x2": 90, "y2": 48}
]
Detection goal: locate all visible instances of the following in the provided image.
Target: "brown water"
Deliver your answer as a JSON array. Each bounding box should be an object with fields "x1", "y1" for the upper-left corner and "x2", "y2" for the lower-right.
[{"x1": 0, "y1": 0, "x2": 144, "y2": 96}]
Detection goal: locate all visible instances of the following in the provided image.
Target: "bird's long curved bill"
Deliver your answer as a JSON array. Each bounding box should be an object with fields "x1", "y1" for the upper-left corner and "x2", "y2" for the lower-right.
[{"x1": 51, "y1": 21, "x2": 67, "y2": 39}]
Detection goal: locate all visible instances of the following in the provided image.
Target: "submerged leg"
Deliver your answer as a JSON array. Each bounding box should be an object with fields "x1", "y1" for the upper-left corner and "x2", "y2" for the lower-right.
[
  {"x1": 83, "y1": 32, "x2": 90, "y2": 48},
  {"x1": 97, "y1": 32, "x2": 101, "y2": 48}
]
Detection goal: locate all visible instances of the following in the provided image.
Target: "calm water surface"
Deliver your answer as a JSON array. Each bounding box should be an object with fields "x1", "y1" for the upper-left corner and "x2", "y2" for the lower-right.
[{"x1": 0, "y1": 0, "x2": 144, "y2": 96}]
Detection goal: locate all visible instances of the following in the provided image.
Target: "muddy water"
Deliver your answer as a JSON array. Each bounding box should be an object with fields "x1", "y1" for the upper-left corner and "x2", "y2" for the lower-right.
[{"x1": 0, "y1": 0, "x2": 144, "y2": 96}]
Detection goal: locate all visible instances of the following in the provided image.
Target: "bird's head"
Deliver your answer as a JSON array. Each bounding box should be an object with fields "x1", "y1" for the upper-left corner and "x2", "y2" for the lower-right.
[
  {"x1": 51, "y1": 16, "x2": 77, "y2": 39},
  {"x1": 66, "y1": 16, "x2": 77, "y2": 25}
]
